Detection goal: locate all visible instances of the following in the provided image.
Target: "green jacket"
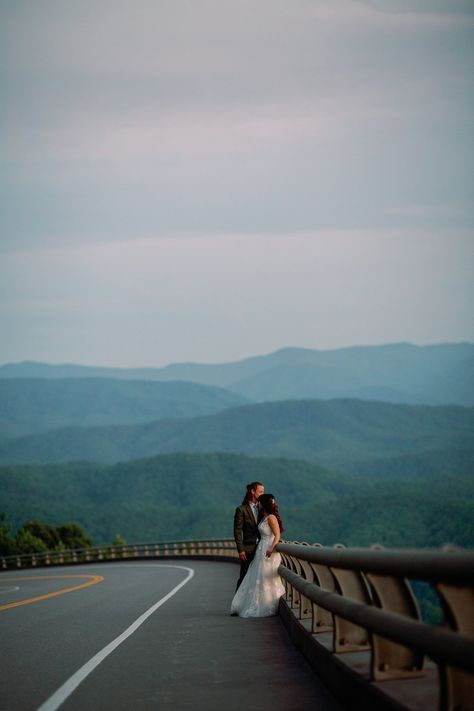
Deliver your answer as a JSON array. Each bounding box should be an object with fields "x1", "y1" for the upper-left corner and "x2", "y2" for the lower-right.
[{"x1": 234, "y1": 503, "x2": 259, "y2": 554}]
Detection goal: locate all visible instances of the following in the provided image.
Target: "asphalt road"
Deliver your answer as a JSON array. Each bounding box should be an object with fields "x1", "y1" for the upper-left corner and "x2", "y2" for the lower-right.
[{"x1": 0, "y1": 561, "x2": 341, "y2": 711}]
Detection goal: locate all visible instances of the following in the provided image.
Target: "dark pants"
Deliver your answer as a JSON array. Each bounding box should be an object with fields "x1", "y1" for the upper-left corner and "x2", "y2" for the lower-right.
[{"x1": 235, "y1": 547, "x2": 256, "y2": 590}]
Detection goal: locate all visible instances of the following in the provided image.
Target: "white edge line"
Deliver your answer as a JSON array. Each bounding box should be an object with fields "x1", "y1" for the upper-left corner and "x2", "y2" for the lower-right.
[{"x1": 37, "y1": 564, "x2": 195, "y2": 711}]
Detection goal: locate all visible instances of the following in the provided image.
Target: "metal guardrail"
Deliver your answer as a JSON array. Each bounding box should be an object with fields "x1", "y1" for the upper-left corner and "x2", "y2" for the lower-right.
[
  {"x1": 0, "y1": 538, "x2": 239, "y2": 570},
  {"x1": 2, "y1": 538, "x2": 473, "y2": 709},
  {"x1": 277, "y1": 542, "x2": 474, "y2": 711}
]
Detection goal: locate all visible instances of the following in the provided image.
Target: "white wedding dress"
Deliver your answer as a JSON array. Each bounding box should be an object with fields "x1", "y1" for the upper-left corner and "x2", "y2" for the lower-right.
[{"x1": 230, "y1": 517, "x2": 286, "y2": 617}]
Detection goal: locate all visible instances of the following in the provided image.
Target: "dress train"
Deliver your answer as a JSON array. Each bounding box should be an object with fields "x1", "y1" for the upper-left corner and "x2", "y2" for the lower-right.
[{"x1": 230, "y1": 517, "x2": 285, "y2": 618}]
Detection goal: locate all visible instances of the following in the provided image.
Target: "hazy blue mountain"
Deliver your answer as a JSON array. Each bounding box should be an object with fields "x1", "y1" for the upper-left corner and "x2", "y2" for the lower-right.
[
  {"x1": 1, "y1": 452, "x2": 472, "y2": 548},
  {"x1": 0, "y1": 378, "x2": 249, "y2": 438},
  {"x1": 225, "y1": 344, "x2": 474, "y2": 404},
  {"x1": 0, "y1": 399, "x2": 472, "y2": 478},
  {"x1": 1, "y1": 343, "x2": 472, "y2": 405}
]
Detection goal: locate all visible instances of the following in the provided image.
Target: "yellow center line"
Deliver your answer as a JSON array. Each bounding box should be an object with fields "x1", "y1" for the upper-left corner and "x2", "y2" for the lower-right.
[{"x1": 0, "y1": 574, "x2": 104, "y2": 611}]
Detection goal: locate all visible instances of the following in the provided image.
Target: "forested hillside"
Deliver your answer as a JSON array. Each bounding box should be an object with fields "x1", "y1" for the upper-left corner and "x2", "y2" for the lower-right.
[
  {"x1": 1, "y1": 453, "x2": 472, "y2": 548},
  {"x1": 0, "y1": 400, "x2": 471, "y2": 479},
  {"x1": 0, "y1": 377, "x2": 248, "y2": 438},
  {"x1": 1, "y1": 347, "x2": 471, "y2": 552}
]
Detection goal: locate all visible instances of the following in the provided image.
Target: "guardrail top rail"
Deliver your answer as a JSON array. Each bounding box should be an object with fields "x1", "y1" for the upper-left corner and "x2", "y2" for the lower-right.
[
  {"x1": 276, "y1": 541, "x2": 474, "y2": 711},
  {"x1": 0, "y1": 538, "x2": 239, "y2": 570},
  {"x1": 277, "y1": 543, "x2": 474, "y2": 584}
]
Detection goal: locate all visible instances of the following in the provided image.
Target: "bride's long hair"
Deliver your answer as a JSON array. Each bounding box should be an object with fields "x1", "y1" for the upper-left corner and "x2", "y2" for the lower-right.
[{"x1": 258, "y1": 494, "x2": 284, "y2": 533}]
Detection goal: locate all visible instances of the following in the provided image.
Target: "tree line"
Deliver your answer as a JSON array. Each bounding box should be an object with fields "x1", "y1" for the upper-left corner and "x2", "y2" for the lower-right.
[{"x1": 0, "y1": 513, "x2": 93, "y2": 557}]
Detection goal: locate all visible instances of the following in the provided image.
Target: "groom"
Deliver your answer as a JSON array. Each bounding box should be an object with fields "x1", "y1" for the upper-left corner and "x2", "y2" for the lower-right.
[{"x1": 233, "y1": 481, "x2": 265, "y2": 590}]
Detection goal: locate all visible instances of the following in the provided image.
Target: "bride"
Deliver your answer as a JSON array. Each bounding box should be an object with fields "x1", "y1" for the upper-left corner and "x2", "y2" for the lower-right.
[{"x1": 230, "y1": 494, "x2": 286, "y2": 617}]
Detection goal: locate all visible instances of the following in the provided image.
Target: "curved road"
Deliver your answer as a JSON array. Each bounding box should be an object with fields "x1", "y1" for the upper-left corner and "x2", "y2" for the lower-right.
[{"x1": 0, "y1": 561, "x2": 341, "y2": 710}]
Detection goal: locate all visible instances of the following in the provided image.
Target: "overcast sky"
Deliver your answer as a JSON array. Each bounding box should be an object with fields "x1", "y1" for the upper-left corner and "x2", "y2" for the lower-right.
[{"x1": 1, "y1": 0, "x2": 473, "y2": 367}]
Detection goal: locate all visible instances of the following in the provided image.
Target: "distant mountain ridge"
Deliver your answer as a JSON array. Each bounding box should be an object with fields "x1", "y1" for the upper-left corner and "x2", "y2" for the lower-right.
[
  {"x1": 0, "y1": 378, "x2": 249, "y2": 438},
  {"x1": 1, "y1": 342, "x2": 472, "y2": 405},
  {"x1": 0, "y1": 399, "x2": 472, "y2": 478}
]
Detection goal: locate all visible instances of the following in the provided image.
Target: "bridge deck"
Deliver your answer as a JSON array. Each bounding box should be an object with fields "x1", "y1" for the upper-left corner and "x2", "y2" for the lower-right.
[{"x1": 0, "y1": 560, "x2": 341, "y2": 711}]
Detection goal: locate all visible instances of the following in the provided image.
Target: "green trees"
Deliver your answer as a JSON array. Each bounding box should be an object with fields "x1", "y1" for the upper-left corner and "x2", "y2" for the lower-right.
[
  {"x1": 56, "y1": 522, "x2": 93, "y2": 549},
  {"x1": 1, "y1": 452, "x2": 472, "y2": 548},
  {"x1": 0, "y1": 514, "x2": 93, "y2": 556},
  {"x1": 0, "y1": 513, "x2": 16, "y2": 556}
]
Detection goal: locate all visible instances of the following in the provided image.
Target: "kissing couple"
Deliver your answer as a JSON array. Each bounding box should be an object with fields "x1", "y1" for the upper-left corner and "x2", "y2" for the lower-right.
[{"x1": 230, "y1": 481, "x2": 285, "y2": 617}]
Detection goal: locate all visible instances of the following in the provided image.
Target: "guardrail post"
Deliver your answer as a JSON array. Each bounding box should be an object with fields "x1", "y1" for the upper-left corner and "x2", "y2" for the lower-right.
[
  {"x1": 284, "y1": 555, "x2": 298, "y2": 609},
  {"x1": 365, "y1": 571, "x2": 424, "y2": 680},
  {"x1": 436, "y1": 580, "x2": 474, "y2": 710},
  {"x1": 328, "y1": 545, "x2": 371, "y2": 653},
  {"x1": 308, "y1": 554, "x2": 336, "y2": 635},
  {"x1": 285, "y1": 552, "x2": 301, "y2": 611},
  {"x1": 278, "y1": 550, "x2": 290, "y2": 599},
  {"x1": 295, "y1": 543, "x2": 314, "y2": 621},
  {"x1": 291, "y1": 556, "x2": 303, "y2": 612}
]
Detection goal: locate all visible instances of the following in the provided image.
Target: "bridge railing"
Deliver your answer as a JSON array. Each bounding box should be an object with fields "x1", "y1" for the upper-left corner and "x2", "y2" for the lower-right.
[
  {"x1": 277, "y1": 542, "x2": 474, "y2": 711},
  {"x1": 0, "y1": 538, "x2": 239, "y2": 570},
  {"x1": 2, "y1": 538, "x2": 473, "y2": 709}
]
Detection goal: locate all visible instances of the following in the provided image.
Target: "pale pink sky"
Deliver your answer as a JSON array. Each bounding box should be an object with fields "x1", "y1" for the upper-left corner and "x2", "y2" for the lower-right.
[{"x1": 1, "y1": 0, "x2": 473, "y2": 366}]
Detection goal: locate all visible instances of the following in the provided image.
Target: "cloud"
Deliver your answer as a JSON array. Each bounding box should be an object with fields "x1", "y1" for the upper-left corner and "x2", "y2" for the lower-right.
[{"x1": 0, "y1": 1, "x2": 472, "y2": 363}]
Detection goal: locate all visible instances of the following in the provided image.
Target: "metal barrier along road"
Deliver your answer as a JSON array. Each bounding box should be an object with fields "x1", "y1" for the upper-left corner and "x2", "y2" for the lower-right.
[
  {"x1": 0, "y1": 538, "x2": 239, "y2": 570},
  {"x1": 2, "y1": 537, "x2": 473, "y2": 710},
  {"x1": 277, "y1": 542, "x2": 474, "y2": 711}
]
